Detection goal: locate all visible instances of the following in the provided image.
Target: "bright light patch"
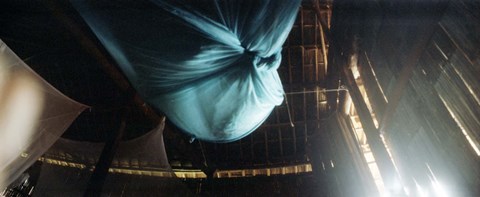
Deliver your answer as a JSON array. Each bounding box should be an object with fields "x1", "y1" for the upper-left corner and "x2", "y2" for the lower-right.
[
  {"x1": 439, "y1": 95, "x2": 480, "y2": 156},
  {"x1": 416, "y1": 182, "x2": 428, "y2": 197},
  {"x1": 432, "y1": 180, "x2": 448, "y2": 197},
  {"x1": 0, "y1": 40, "x2": 86, "y2": 191},
  {"x1": 0, "y1": 50, "x2": 45, "y2": 189},
  {"x1": 0, "y1": 70, "x2": 45, "y2": 188}
]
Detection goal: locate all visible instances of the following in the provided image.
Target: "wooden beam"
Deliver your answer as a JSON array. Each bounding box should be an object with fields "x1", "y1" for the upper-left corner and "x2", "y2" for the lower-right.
[
  {"x1": 292, "y1": 127, "x2": 297, "y2": 155},
  {"x1": 377, "y1": 17, "x2": 442, "y2": 136},
  {"x1": 303, "y1": 88, "x2": 309, "y2": 150},
  {"x1": 84, "y1": 109, "x2": 127, "y2": 197},
  {"x1": 357, "y1": 52, "x2": 387, "y2": 119},
  {"x1": 300, "y1": 8, "x2": 306, "y2": 84},
  {"x1": 279, "y1": 128, "x2": 285, "y2": 161},
  {"x1": 301, "y1": 47, "x2": 306, "y2": 83},
  {"x1": 319, "y1": 22, "x2": 329, "y2": 77},
  {"x1": 288, "y1": 48, "x2": 293, "y2": 84},
  {"x1": 264, "y1": 130, "x2": 269, "y2": 164},
  {"x1": 250, "y1": 134, "x2": 254, "y2": 163},
  {"x1": 45, "y1": 0, "x2": 161, "y2": 124},
  {"x1": 239, "y1": 139, "x2": 244, "y2": 163},
  {"x1": 315, "y1": 16, "x2": 319, "y2": 82},
  {"x1": 312, "y1": 0, "x2": 331, "y2": 42},
  {"x1": 342, "y1": 67, "x2": 398, "y2": 191},
  {"x1": 275, "y1": 106, "x2": 285, "y2": 160}
]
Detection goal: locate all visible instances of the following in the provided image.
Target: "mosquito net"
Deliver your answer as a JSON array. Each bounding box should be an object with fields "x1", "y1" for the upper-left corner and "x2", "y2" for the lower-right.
[
  {"x1": 72, "y1": 0, "x2": 301, "y2": 142},
  {"x1": 35, "y1": 120, "x2": 192, "y2": 196},
  {"x1": 0, "y1": 40, "x2": 87, "y2": 190}
]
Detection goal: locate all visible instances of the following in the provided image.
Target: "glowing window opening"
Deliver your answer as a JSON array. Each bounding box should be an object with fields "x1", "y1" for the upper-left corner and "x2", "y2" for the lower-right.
[
  {"x1": 346, "y1": 65, "x2": 404, "y2": 195},
  {"x1": 214, "y1": 163, "x2": 312, "y2": 178},
  {"x1": 38, "y1": 157, "x2": 206, "y2": 179},
  {"x1": 347, "y1": 105, "x2": 385, "y2": 195},
  {"x1": 38, "y1": 157, "x2": 312, "y2": 179}
]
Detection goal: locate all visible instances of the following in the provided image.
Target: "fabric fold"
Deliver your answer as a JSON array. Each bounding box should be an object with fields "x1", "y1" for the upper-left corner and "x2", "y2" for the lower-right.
[
  {"x1": 0, "y1": 40, "x2": 87, "y2": 189},
  {"x1": 72, "y1": 0, "x2": 300, "y2": 142}
]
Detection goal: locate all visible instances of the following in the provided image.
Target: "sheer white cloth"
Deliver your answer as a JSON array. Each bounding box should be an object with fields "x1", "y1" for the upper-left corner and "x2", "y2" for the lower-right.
[
  {"x1": 35, "y1": 120, "x2": 191, "y2": 196},
  {"x1": 0, "y1": 40, "x2": 88, "y2": 190},
  {"x1": 42, "y1": 120, "x2": 170, "y2": 170}
]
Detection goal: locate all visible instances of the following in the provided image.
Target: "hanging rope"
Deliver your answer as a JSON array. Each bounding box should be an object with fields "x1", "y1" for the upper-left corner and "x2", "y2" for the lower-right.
[
  {"x1": 285, "y1": 88, "x2": 348, "y2": 95},
  {"x1": 283, "y1": 93, "x2": 295, "y2": 127},
  {"x1": 198, "y1": 141, "x2": 208, "y2": 167}
]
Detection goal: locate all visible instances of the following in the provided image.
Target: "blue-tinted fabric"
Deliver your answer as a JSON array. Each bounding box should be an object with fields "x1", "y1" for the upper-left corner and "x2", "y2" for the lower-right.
[{"x1": 72, "y1": 0, "x2": 300, "y2": 142}]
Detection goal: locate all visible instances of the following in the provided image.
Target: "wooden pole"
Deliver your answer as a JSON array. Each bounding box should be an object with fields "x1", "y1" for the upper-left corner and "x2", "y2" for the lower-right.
[{"x1": 84, "y1": 109, "x2": 127, "y2": 197}]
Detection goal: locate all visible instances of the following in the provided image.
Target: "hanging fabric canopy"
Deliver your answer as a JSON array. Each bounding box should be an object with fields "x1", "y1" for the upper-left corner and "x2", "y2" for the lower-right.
[
  {"x1": 0, "y1": 40, "x2": 87, "y2": 190},
  {"x1": 72, "y1": 0, "x2": 301, "y2": 142},
  {"x1": 36, "y1": 120, "x2": 191, "y2": 196}
]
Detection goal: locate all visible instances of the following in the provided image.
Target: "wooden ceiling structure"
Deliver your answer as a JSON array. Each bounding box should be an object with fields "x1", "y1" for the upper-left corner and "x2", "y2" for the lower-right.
[{"x1": 175, "y1": 1, "x2": 333, "y2": 170}]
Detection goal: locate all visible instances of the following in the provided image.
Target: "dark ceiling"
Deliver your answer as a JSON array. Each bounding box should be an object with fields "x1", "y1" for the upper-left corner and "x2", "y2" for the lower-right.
[{"x1": 0, "y1": 1, "x2": 157, "y2": 142}]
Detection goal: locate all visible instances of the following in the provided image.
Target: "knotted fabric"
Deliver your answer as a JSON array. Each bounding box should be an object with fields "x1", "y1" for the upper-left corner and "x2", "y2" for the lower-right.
[{"x1": 72, "y1": 0, "x2": 300, "y2": 142}]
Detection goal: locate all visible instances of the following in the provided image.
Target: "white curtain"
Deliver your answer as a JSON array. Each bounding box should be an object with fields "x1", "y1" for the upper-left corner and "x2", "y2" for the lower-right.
[{"x1": 0, "y1": 40, "x2": 88, "y2": 190}]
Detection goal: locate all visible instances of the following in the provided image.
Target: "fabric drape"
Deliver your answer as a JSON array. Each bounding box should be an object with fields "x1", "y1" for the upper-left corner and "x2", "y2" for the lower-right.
[
  {"x1": 72, "y1": 0, "x2": 301, "y2": 142},
  {"x1": 0, "y1": 40, "x2": 87, "y2": 190}
]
